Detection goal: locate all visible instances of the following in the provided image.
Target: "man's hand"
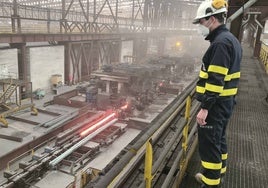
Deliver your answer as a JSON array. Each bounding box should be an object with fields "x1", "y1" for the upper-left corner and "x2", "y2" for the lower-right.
[{"x1": 196, "y1": 108, "x2": 208, "y2": 126}]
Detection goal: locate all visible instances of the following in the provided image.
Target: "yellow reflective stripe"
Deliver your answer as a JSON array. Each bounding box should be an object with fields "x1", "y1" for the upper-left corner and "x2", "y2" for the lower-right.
[
  {"x1": 201, "y1": 175, "x2": 221, "y2": 186},
  {"x1": 221, "y1": 166, "x2": 227, "y2": 174},
  {"x1": 224, "y1": 75, "x2": 231, "y2": 81},
  {"x1": 196, "y1": 86, "x2": 237, "y2": 97},
  {"x1": 197, "y1": 86, "x2": 237, "y2": 96},
  {"x1": 222, "y1": 153, "x2": 228, "y2": 160},
  {"x1": 199, "y1": 70, "x2": 208, "y2": 79},
  {"x1": 196, "y1": 86, "x2": 205, "y2": 94},
  {"x1": 208, "y1": 65, "x2": 228, "y2": 75},
  {"x1": 219, "y1": 88, "x2": 238, "y2": 96},
  {"x1": 201, "y1": 161, "x2": 222, "y2": 170},
  {"x1": 224, "y1": 72, "x2": 240, "y2": 81},
  {"x1": 205, "y1": 83, "x2": 223, "y2": 93}
]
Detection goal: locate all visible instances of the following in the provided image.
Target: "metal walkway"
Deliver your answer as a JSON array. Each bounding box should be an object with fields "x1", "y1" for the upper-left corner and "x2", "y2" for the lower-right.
[{"x1": 180, "y1": 44, "x2": 268, "y2": 188}]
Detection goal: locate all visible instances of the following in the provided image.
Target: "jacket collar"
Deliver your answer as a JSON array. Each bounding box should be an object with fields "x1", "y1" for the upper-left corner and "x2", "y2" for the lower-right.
[{"x1": 205, "y1": 24, "x2": 228, "y2": 42}]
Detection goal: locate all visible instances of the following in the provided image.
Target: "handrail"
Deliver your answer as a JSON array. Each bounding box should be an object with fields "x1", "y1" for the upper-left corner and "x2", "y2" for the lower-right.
[{"x1": 140, "y1": 96, "x2": 199, "y2": 188}]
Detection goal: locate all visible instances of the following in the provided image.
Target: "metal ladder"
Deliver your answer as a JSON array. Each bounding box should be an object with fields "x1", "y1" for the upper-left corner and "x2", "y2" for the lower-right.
[{"x1": 0, "y1": 82, "x2": 17, "y2": 104}]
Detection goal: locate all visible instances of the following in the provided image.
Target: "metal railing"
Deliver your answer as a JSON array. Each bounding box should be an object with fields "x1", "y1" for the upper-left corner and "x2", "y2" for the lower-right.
[{"x1": 260, "y1": 41, "x2": 268, "y2": 73}]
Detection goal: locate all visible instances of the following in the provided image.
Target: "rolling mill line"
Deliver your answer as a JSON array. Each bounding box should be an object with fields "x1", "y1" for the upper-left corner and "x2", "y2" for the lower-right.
[
  {"x1": 0, "y1": 79, "x2": 200, "y2": 188},
  {"x1": 87, "y1": 79, "x2": 200, "y2": 188},
  {"x1": 0, "y1": 109, "x2": 125, "y2": 188},
  {"x1": 0, "y1": 0, "x2": 267, "y2": 188}
]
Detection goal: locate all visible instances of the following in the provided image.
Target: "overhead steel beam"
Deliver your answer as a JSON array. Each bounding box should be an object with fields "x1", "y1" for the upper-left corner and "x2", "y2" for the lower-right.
[{"x1": 226, "y1": 0, "x2": 258, "y2": 30}]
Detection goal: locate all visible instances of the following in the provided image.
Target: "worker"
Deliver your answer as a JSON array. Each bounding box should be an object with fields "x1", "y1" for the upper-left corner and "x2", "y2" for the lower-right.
[{"x1": 192, "y1": 0, "x2": 242, "y2": 187}]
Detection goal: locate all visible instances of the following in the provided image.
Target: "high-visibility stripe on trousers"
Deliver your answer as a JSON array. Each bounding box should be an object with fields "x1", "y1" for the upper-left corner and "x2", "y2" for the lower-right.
[{"x1": 198, "y1": 97, "x2": 235, "y2": 187}]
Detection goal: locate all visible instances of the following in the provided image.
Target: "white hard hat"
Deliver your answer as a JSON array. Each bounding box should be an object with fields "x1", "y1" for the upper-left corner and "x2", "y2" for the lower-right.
[{"x1": 193, "y1": 0, "x2": 228, "y2": 24}]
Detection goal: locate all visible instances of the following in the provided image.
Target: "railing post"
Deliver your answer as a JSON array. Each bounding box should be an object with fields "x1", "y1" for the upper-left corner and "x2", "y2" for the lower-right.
[
  {"x1": 181, "y1": 96, "x2": 191, "y2": 162},
  {"x1": 144, "y1": 139, "x2": 153, "y2": 188}
]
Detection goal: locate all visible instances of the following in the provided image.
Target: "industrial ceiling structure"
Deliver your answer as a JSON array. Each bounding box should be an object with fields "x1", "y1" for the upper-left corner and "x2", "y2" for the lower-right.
[
  {"x1": 0, "y1": 0, "x2": 204, "y2": 34},
  {"x1": 0, "y1": 0, "x2": 267, "y2": 76},
  {"x1": 3, "y1": 0, "x2": 203, "y2": 9},
  {"x1": 228, "y1": 0, "x2": 268, "y2": 56}
]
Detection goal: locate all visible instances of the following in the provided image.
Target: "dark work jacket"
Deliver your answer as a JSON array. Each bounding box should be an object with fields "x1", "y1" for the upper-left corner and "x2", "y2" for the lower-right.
[{"x1": 195, "y1": 24, "x2": 242, "y2": 110}]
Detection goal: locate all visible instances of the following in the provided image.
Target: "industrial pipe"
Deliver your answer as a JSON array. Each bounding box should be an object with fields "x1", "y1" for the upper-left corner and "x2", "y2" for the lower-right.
[{"x1": 226, "y1": 0, "x2": 258, "y2": 30}]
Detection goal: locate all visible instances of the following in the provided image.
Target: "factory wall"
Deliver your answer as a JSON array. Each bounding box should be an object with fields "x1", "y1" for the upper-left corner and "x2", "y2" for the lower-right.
[
  {"x1": 121, "y1": 40, "x2": 133, "y2": 63},
  {"x1": 30, "y1": 46, "x2": 64, "y2": 92},
  {"x1": 0, "y1": 49, "x2": 18, "y2": 78},
  {"x1": 0, "y1": 46, "x2": 64, "y2": 93}
]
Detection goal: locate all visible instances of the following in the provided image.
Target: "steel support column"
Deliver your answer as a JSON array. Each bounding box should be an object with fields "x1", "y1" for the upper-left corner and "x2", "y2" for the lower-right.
[
  {"x1": 47, "y1": 10, "x2": 51, "y2": 33},
  {"x1": 81, "y1": 41, "x2": 100, "y2": 81},
  {"x1": 9, "y1": 43, "x2": 30, "y2": 99},
  {"x1": 81, "y1": 43, "x2": 93, "y2": 81},
  {"x1": 99, "y1": 40, "x2": 121, "y2": 67},
  {"x1": 253, "y1": 20, "x2": 265, "y2": 57},
  {"x1": 64, "y1": 42, "x2": 71, "y2": 85},
  {"x1": 11, "y1": 0, "x2": 21, "y2": 33},
  {"x1": 91, "y1": 41, "x2": 100, "y2": 71},
  {"x1": 70, "y1": 43, "x2": 82, "y2": 84},
  {"x1": 60, "y1": 0, "x2": 66, "y2": 33},
  {"x1": 63, "y1": 41, "x2": 102, "y2": 85},
  {"x1": 110, "y1": 41, "x2": 121, "y2": 64},
  {"x1": 157, "y1": 37, "x2": 166, "y2": 56},
  {"x1": 133, "y1": 37, "x2": 148, "y2": 63},
  {"x1": 10, "y1": 43, "x2": 30, "y2": 82}
]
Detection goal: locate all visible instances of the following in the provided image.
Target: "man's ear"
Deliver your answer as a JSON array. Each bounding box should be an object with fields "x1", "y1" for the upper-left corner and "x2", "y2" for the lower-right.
[{"x1": 210, "y1": 16, "x2": 217, "y2": 23}]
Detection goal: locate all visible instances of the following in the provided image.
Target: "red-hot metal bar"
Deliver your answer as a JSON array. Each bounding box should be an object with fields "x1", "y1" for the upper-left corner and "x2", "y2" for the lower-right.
[
  {"x1": 49, "y1": 112, "x2": 117, "y2": 168},
  {"x1": 80, "y1": 112, "x2": 116, "y2": 136}
]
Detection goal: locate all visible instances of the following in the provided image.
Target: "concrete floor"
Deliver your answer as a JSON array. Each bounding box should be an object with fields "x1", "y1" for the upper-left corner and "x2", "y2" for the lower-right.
[{"x1": 0, "y1": 85, "x2": 78, "y2": 157}]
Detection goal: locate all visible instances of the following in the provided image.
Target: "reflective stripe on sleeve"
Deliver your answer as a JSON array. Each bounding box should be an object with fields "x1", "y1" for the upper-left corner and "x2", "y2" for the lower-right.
[
  {"x1": 224, "y1": 72, "x2": 240, "y2": 81},
  {"x1": 208, "y1": 65, "x2": 228, "y2": 75},
  {"x1": 197, "y1": 86, "x2": 237, "y2": 96},
  {"x1": 221, "y1": 166, "x2": 227, "y2": 174},
  {"x1": 199, "y1": 70, "x2": 208, "y2": 79},
  {"x1": 196, "y1": 86, "x2": 205, "y2": 94},
  {"x1": 205, "y1": 83, "x2": 223, "y2": 93},
  {"x1": 219, "y1": 88, "x2": 238, "y2": 96},
  {"x1": 222, "y1": 153, "x2": 228, "y2": 160}
]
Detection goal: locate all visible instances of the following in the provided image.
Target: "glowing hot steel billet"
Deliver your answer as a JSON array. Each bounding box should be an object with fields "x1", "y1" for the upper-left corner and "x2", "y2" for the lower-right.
[
  {"x1": 120, "y1": 103, "x2": 128, "y2": 110},
  {"x1": 49, "y1": 113, "x2": 117, "y2": 168},
  {"x1": 80, "y1": 112, "x2": 116, "y2": 136}
]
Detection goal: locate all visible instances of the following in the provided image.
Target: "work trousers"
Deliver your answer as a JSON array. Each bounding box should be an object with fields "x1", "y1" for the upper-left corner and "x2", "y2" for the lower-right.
[{"x1": 198, "y1": 97, "x2": 235, "y2": 187}]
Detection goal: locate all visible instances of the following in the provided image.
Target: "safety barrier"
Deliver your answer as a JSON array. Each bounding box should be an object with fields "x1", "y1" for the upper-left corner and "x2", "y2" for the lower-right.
[
  {"x1": 260, "y1": 40, "x2": 268, "y2": 73},
  {"x1": 143, "y1": 95, "x2": 199, "y2": 188}
]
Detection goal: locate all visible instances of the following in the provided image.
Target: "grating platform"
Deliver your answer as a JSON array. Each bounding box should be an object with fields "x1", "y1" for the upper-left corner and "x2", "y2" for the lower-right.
[{"x1": 180, "y1": 45, "x2": 268, "y2": 188}]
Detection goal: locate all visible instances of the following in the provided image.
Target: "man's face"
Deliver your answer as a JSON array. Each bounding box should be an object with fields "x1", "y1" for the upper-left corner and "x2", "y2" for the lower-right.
[
  {"x1": 199, "y1": 17, "x2": 212, "y2": 28},
  {"x1": 197, "y1": 17, "x2": 213, "y2": 37}
]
